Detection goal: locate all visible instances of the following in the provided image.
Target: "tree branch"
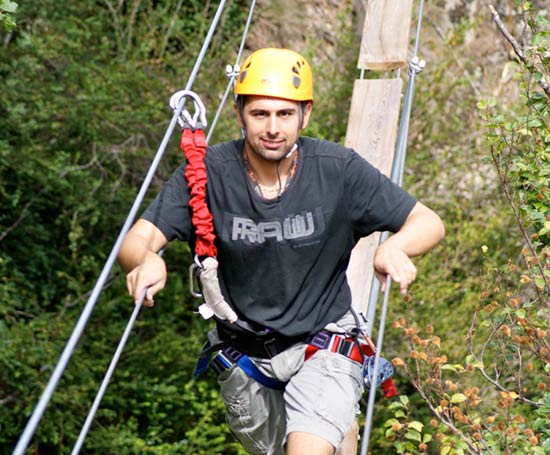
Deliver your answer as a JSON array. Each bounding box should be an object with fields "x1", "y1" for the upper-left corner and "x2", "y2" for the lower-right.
[{"x1": 488, "y1": 4, "x2": 550, "y2": 98}]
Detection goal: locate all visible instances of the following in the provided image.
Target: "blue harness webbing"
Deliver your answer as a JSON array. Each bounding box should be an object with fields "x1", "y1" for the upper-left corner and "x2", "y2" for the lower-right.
[
  {"x1": 194, "y1": 332, "x2": 396, "y2": 394},
  {"x1": 194, "y1": 342, "x2": 287, "y2": 390}
]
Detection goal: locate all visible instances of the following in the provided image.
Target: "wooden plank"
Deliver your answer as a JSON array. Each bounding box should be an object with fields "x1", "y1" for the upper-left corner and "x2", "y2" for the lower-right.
[
  {"x1": 344, "y1": 78, "x2": 403, "y2": 314},
  {"x1": 344, "y1": 79, "x2": 402, "y2": 172},
  {"x1": 358, "y1": 0, "x2": 414, "y2": 70}
]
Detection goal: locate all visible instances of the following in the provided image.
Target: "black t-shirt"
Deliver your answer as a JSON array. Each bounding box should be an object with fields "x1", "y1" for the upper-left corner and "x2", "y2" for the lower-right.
[{"x1": 142, "y1": 137, "x2": 416, "y2": 336}]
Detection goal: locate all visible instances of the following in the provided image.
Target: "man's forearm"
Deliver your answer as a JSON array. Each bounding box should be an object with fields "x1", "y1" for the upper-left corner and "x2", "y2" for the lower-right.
[
  {"x1": 117, "y1": 219, "x2": 168, "y2": 272},
  {"x1": 387, "y1": 202, "x2": 445, "y2": 257},
  {"x1": 118, "y1": 234, "x2": 158, "y2": 272}
]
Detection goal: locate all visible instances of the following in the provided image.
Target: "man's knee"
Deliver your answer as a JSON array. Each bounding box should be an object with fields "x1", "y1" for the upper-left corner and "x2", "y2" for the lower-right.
[
  {"x1": 286, "y1": 431, "x2": 335, "y2": 455},
  {"x1": 335, "y1": 420, "x2": 359, "y2": 455}
]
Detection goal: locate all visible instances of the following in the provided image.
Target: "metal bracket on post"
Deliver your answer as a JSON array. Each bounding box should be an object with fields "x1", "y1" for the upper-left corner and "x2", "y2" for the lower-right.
[{"x1": 225, "y1": 64, "x2": 240, "y2": 82}]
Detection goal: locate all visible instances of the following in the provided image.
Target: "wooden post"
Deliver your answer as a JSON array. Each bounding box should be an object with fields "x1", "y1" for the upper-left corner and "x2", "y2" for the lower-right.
[
  {"x1": 345, "y1": 0, "x2": 415, "y2": 316},
  {"x1": 345, "y1": 78, "x2": 403, "y2": 315},
  {"x1": 340, "y1": 2, "x2": 416, "y2": 453},
  {"x1": 357, "y1": 0, "x2": 414, "y2": 70}
]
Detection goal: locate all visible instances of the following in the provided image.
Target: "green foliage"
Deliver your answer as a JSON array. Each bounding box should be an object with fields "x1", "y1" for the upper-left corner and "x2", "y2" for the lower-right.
[
  {"x1": 303, "y1": 2, "x2": 358, "y2": 143},
  {"x1": 0, "y1": 0, "x2": 17, "y2": 31},
  {"x1": 384, "y1": 3, "x2": 550, "y2": 454},
  {"x1": 0, "y1": 0, "x2": 252, "y2": 453},
  {"x1": 2, "y1": 0, "x2": 548, "y2": 453},
  {"x1": 384, "y1": 395, "x2": 434, "y2": 454}
]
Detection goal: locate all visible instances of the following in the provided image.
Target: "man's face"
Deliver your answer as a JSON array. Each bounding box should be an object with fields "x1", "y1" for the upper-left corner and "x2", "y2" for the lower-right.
[{"x1": 236, "y1": 96, "x2": 312, "y2": 162}]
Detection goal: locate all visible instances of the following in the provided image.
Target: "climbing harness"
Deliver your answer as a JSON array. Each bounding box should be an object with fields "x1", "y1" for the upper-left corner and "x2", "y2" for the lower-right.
[
  {"x1": 305, "y1": 330, "x2": 397, "y2": 398},
  {"x1": 190, "y1": 304, "x2": 396, "y2": 397},
  {"x1": 193, "y1": 329, "x2": 397, "y2": 396},
  {"x1": 194, "y1": 343, "x2": 288, "y2": 390}
]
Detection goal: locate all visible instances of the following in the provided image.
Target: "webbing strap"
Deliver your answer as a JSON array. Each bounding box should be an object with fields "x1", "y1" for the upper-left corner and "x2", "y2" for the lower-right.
[
  {"x1": 180, "y1": 128, "x2": 217, "y2": 258},
  {"x1": 236, "y1": 355, "x2": 287, "y2": 390},
  {"x1": 305, "y1": 331, "x2": 398, "y2": 399},
  {"x1": 194, "y1": 343, "x2": 287, "y2": 390}
]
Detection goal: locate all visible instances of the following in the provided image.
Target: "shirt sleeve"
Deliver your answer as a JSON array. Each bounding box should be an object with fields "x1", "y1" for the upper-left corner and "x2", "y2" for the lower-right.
[
  {"x1": 141, "y1": 163, "x2": 193, "y2": 242},
  {"x1": 344, "y1": 151, "x2": 417, "y2": 238}
]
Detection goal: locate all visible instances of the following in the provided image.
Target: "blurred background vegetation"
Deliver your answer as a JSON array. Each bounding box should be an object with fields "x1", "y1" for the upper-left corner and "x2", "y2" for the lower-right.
[{"x1": 1, "y1": 0, "x2": 548, "y2": 453}]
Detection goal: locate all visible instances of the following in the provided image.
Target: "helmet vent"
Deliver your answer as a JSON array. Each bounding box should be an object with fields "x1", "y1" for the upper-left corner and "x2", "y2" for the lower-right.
[{"x1": 292, "y1": 63, "x2": 303, "y2": 88}]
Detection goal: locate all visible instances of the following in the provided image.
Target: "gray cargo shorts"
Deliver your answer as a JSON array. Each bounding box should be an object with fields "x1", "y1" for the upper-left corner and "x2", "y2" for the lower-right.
[{"x1": 212, "y1": 311, "x2": 365, "y2": 455}]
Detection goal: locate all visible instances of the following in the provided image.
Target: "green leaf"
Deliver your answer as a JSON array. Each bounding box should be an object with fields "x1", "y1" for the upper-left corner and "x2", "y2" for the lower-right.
[
  {"x1": 441, "y1": 364, "x2": 458, "y2": 373},
  {"x1": 441, "y1": 363, "x2": 465, "y2": 372},
  {"x1": 450, "y1": 393, "x2": 468, "y2": 403},
  {"x1": 408, "y1": 421, "x2": 424, "y2": 433},
  {"x1": 468, "y1": 359, "x2": 484, "y2": 369},
  {"x1": 388, "y1": 401, "x2": 405, "y2": 411},
  {"x1": 385, "y1": 418, "x2": 400, "y2": 427},
  {"x1": 405, "y1": 429, "x2": 422, "y2": 442},
  {"x1": 534, "y1": 277, "x2": 546, "y2": 289},
  {"x1": 0, "y1": 1, "x2": 18, "y2": 13}
]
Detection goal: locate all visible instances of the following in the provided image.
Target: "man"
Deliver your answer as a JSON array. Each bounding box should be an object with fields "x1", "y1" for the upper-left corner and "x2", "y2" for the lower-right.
[{"x1": 118, "y1": 48, "x2": 445, "y2": 455}]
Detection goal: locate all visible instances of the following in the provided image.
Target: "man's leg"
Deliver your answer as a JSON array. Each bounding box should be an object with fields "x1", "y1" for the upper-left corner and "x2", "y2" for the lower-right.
[
  {"x1": 286, "y1": 416, "x2": 359, "y2": 455},
  {"x1": 218, "y1": 365, "x2": 286, "y2": 455},
  {"x1": 335, "y1": 420, "x2": 359, "y2": 455},
  {"x1": 286, "y1": 431, "x2": 335, "y2": 455},
  {"x1": 284, "y1": 350, "x2": 363, "y2": 453}
]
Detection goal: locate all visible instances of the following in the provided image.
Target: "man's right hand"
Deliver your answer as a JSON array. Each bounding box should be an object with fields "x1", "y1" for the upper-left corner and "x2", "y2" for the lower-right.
[
  {"x1": 125, "y1": 251, "x2": 167, "y2": 307},
  {"x1": 117, "y1": 219, "x2": 170, "y2": 307}
]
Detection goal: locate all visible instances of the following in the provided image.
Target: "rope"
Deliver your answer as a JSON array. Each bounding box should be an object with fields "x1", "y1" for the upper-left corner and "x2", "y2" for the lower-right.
[
  {"x1": 360, "y1": 1, "x2": 426, "y2": 454},
  {"x1": 11, "y1": 2, "x2": 234, "y2": 453}
]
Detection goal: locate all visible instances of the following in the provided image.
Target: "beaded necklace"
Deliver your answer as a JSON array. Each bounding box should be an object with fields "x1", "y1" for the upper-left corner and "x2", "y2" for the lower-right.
[{"x1": 243, "y1": 148, "x2": 299, "y2": 199}]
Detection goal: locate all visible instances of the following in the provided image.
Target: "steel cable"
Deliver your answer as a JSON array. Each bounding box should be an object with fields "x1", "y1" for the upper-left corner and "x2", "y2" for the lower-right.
[
  {"x1": 360, "y1": 1, "x2": 425, "y2": 454},
  {"x1": 207, "y1": 0, "x2": 257, "y2": 142},
  {"x1": 10, "y1": 1, "x2": 237, "y2": 453},
  {"x1": 68, "y1": 1, "x2": 258, "y2": 452}
]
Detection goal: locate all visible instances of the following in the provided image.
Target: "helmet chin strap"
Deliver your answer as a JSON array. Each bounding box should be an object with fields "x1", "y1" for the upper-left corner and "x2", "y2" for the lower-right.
[
  {"x1": 281, "y1": 103, "x2": 304, "y2": 160},
  {"x1": 285, "y1": 142, "x2": 298, "y2": 159}
]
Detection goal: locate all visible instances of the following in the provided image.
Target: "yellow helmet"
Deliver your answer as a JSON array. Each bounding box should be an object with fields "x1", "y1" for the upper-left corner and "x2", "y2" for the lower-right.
[{"x1": 235, "y1": 48, "x2": 314, "y2": 102}]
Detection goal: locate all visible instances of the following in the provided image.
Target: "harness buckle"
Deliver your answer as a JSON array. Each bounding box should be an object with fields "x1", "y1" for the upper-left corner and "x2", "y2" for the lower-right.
[{"x1": 307, "y1": 331, "x2": 332, "y2": 350}]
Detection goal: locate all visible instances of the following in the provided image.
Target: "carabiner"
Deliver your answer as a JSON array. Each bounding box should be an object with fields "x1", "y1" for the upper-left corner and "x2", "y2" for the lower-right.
[
  {"x1": 169, "y1": 90, "x2": 208, "y2": 129},
  {"x1": 188, "y1": 254, "x2": 204, "y2": 299}
]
